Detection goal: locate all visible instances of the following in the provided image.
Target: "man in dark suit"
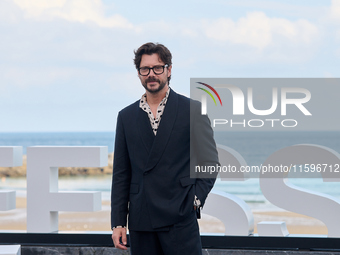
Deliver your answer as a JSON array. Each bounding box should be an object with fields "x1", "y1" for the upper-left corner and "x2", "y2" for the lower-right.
[{"x1": 111, "y1": 42, "x2": 219, "y2": 255}]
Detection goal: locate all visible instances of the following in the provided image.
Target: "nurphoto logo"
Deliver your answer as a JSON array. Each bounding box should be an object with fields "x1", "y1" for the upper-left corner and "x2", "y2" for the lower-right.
[{"x1": 194, "y1": 80, "x2": 312, "y2": 129}]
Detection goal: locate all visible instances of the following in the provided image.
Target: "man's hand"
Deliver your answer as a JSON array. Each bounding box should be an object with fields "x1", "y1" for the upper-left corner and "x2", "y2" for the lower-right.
[{"x1": 112, "y1": 227, "x2": 127, "y2": 250}]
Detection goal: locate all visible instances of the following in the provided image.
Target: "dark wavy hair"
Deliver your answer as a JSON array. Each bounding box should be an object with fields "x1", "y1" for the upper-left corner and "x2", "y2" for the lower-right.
[{"x1": 134, "y1": 42, "x2": 172, "y2": 83}]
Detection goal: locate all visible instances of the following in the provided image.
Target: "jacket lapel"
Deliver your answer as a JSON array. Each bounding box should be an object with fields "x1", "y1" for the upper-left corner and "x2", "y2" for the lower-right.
[
  {"x1": 144, "y1": 89, "x2": 178, "y2": 172},
  {"x1": 137, "y1": 105, "x2": 155, "y2": 154}
]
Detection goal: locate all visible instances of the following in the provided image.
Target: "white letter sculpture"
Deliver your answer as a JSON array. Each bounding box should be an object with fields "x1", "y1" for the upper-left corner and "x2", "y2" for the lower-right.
[
  {"x1": 0, "y1": 146, "x2": 22, "y2": 211},
  {"x1": 203, "y1": 190, "x2": 254, "y2": 236},
  {"x1": 260, "y1": 144, "x2": 340, "y2": 237},
  {"x1": 27, "y1": 146, "x2": 107, "y2": 233},
  {"x1": 202, "y1": 144, "x2": 253, "y2": 236}
]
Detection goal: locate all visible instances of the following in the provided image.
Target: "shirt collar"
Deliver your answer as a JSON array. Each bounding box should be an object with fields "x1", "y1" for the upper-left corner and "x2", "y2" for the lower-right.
[{"x1": 140, "y1": 87, "x2": 171, "y2": 106}]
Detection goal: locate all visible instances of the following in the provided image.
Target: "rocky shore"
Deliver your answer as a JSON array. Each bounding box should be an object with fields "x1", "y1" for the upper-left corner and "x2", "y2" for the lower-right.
[{"x1": 0, "y1": 153, "x2": 114, "y2": 177}]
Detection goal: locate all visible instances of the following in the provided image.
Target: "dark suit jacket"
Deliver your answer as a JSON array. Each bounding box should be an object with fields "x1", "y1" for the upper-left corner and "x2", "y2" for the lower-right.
[{"x1": 111, "y1": 88, "x2": 219, "y2": 231}]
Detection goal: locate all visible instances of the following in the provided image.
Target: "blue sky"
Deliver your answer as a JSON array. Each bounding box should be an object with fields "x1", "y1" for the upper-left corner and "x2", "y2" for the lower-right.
[{"x1": 0, "y1": 0, "x2": 339, "y2": 132}]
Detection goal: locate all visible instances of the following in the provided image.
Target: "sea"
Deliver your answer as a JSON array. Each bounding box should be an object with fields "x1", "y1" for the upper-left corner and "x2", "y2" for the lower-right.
[{"x1": 0, "y1": 131, "x2": 340, "y2": 211}]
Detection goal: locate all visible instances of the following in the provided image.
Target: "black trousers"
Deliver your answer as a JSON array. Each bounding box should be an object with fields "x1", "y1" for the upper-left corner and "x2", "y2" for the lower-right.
[{"x1": 129, "y1": 212, "x2": 202, "y2": 255}]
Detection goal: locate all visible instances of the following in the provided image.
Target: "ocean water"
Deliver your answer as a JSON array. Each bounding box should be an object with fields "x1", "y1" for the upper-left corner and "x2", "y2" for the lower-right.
[
  {"x1": 0, "y1": 132, "x2": 115, "y2": 154},
  {"x1": 0, "y1": 132, "x2": 115, "y2": 201},
  {"x1": 0, "y1": 131, "x2": 340, "y2": 211},
  {"x1": 214, "y1": 131, "x2": 340, "y2": 169}
]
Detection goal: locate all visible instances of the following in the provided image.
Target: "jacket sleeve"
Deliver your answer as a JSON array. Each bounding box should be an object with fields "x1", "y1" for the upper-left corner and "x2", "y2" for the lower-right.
[
  {"x1": 191, "y1": 100, "x2": 219, "y2": 207},
  {"x1": 111, "y1": 112, "x2": 132, "y2": 228}
]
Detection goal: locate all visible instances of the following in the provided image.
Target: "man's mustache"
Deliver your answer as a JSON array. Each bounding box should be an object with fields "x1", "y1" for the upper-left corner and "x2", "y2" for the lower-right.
[{"x1": 145, "y1": 77, "x2": 160, "y2": 83}]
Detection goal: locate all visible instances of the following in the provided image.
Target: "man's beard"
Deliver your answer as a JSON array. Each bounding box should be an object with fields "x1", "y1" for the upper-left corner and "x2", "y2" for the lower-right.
[{"x1": 142, "y1": 77, "x2": 167, "y2": 94}]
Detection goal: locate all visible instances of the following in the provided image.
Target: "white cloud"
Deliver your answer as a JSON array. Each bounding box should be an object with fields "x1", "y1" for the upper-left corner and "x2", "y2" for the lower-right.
[
  {"x1": 0, "y1": 65, "x2": 75, "y2": 91},
  {"x1": 201, "y1": 12, "x2": 318, "y2": 50},
  {"x1": 12, "y1": 0, "x2": 66, "y2": 16},
  {"x1": 327, "y1": 0, "x2": 340, "y2": 56},
  {"x1": 330, "y1": 0, "x2": 340, "y2": 20},
  {"x1": 324, "y1": 71, "x2": 335, "y2": 78},
  {"x1": 202, "y1": 12, "x2": 271, "y2": 49},
  {"x1": 107, "y1": 71, "x2": 144, "y2": 99},
  {"x1": 12, "y1": 0, "x2": 133, "y2": 29},
  {"x1": 0, "y1": 0, "x2": 338, "y2": 132}
]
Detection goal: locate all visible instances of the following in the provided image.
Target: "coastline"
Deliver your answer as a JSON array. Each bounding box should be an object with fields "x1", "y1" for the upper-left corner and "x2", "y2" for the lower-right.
[
  {"x1": 0, "y1": 197, "x2": 327, "y2": 235},
  {"x1": 0, "y1": 154, "x2": 114, "y2": 177}
]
